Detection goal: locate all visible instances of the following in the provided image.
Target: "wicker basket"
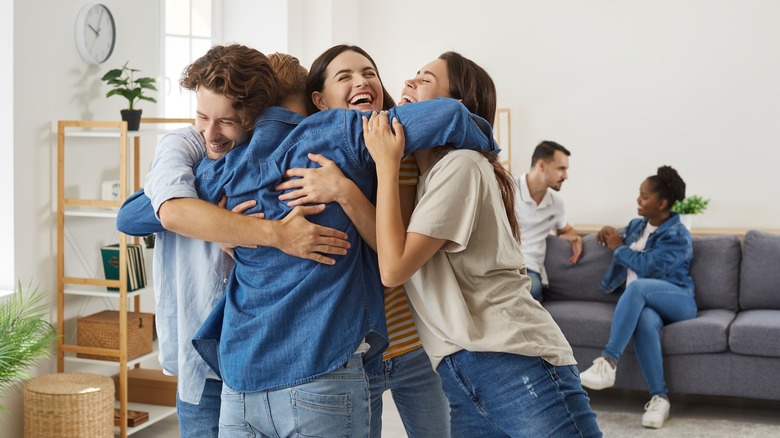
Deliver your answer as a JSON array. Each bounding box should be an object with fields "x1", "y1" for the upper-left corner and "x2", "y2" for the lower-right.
[
  {"x1": 24, "y1": 372, "x2": 114, "y2": 438},
  {"x1": 77, "y1": 310, "x2": 154, "y2": 361}
]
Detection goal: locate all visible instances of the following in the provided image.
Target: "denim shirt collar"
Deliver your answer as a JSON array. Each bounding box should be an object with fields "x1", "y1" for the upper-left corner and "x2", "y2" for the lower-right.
[{"x1": 255, "y1": 106, "x2": 305, "y2": 126}]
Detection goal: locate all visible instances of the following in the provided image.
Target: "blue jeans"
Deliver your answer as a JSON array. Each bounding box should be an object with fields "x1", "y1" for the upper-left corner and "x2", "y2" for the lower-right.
[
  {"x1": 218, "y1": 353, "x2": 370, "y2": 437},
  {"x1": 527, "y1": 269, "x2": 543, "y2": 301},
  {"x1": 603, "y1": 278, "x2": 697, "y2": 397},
  {"x1": 367, "y1": 347, "x2": 449, "y2": 438},
  {"x1": 437, "y1": 350, "x2": 601, "y2": 437},
  {"x1": 177, "y1": 378, "x2": 222, "y2": 438}
]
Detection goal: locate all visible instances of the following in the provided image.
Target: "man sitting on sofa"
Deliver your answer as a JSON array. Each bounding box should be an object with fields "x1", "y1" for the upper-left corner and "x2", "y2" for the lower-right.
[{"x1": 515, "y1": 140, "x2": 582, "y2": 300}]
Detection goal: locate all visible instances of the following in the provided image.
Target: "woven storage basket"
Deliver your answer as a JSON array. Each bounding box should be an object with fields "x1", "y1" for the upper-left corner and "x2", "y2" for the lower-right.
[
  {"x1": 77, "y1": 310, "x2": 154, "y2": 361},
  {"x1": 24, "y1": 372, "x2": 114, "y2": 438}
]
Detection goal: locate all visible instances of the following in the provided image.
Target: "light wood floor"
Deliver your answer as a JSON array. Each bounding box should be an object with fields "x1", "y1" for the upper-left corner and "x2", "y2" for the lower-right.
[{"x1": 133, "y1": 389, "x2": 780, "y2": 437}]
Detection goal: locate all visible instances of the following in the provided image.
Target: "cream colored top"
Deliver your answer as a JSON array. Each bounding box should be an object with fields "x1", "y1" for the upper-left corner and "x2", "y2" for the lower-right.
[
  {"x1": 626, "y1": 222, "x2": 658, "y2": 286},
  {"x1": 405, "y1": 150, "x2": 576, "y2": 370}
]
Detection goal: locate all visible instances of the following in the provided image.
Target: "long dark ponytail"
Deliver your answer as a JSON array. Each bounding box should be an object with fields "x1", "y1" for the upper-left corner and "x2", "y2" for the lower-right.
[{"x1": 440, "y1": 51, "x2": 519, "y2": 240}]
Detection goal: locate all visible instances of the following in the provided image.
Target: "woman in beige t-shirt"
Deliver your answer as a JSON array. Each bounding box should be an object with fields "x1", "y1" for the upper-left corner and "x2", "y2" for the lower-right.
[{"x1": 364, "y1": 52, "x2": 601, "y2": 437}]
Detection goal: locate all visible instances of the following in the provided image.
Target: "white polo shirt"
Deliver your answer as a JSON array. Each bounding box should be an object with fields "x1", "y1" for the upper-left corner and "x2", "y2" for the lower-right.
[{"x1": 514, "y1": 173, "x2": 568, "y2": 275}]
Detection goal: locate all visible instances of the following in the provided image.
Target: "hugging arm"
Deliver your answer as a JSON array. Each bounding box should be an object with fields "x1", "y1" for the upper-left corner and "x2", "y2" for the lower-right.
[
  {"x1": 363, "y1": 112, "x2": 447, "y2": 286},
  {"x1": 137, "y1": 129, "x2": 351, "y2": 264},
  {"x1": 116, "y1": 189, "x2": 165, "y2": 236},
  {"x1": 275, "y1": 153, "x2": 417, "y2": 251},
  {"x1": 273, "y1": 98, "x2": 494, "y2": 252},
  {"x1": 115, "y1": 186, "x2": 270, "y2": 245},
  {"x1": 350, "y1": 98, "x2": 498, "y2": 163}
]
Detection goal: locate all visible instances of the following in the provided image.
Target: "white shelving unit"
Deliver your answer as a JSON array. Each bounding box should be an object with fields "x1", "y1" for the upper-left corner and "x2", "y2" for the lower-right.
[{"x1": 56, "y1": 118, "x2": 193, "y2": 437}]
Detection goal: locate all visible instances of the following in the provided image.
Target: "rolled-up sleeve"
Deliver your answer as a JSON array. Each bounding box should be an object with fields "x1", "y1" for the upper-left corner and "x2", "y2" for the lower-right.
[{"x1": 144, "y1": 126, "x2": 205, "y2": 217}]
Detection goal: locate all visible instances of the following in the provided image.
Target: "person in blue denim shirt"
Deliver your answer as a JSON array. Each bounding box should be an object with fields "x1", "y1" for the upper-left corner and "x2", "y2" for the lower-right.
[
  {"x1": 366, "y1": 52, "x2": 601, "y2": 437},
  {"x1": 580, "y1": 165, "x2": 696, "y2": 429},
  {"x1": 274, "y1": 45, "x2": 451, "y2": 438},
  {"x1": 116, "y1": 47, "x2": 350, "y2": 438}
]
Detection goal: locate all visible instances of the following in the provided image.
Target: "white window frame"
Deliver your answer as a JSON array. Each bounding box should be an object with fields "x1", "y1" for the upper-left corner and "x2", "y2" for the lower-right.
[{"x1": 159, "y1": 0, "x2": 220, "y2": 119}]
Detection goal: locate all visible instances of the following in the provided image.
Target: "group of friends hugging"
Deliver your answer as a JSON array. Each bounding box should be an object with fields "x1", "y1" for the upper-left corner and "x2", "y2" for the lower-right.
[{"x1": 118, "y1": 42, "x2": 696, "y2": 437}]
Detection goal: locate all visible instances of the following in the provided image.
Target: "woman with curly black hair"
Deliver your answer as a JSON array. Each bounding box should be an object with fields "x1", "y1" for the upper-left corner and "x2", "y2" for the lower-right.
[{"x1": 579, "y1": 165, "x2": 695, "y2": 429}]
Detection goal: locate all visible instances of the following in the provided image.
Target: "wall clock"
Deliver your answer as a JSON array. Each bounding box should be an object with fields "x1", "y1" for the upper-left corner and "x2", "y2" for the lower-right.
[{"x1": 74, "y1": 3, "x2": 116, "y2": 64}]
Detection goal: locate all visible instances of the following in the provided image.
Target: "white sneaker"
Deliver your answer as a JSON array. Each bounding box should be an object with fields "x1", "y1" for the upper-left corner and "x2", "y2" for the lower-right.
[
  {"x1": 642, "y1": 396, "x2": 670, "y2": 429},
  {"x1": 579, "y1": 357, "x2": 616, "y2": 390}
]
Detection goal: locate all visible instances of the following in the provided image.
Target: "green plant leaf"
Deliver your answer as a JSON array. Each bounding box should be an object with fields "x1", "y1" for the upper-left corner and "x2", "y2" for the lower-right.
[
  {"x1": 100, "y1": 69, "x2": 123, "y2": 81},
  {"x1": 672, "y1": 195, "x2": 710, "y2": 215},
  {"x1": 0, "y1": 281, "x2": 59, "y2": 411},
  {"x1": 100, "y1": 63, "x2": 158, "y2": 110}
]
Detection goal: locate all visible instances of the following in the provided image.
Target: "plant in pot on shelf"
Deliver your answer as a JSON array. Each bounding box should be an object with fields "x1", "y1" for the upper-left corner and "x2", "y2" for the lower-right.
[
  {"x1": 672, "y1": 195, "x2": 710, "y2": 231},
  {"x1": 0, "y1": 281, "x2": 58, "y2": 413},
  {"x1": 100, "y1": 62, "x2": 157, "y2": 131}
]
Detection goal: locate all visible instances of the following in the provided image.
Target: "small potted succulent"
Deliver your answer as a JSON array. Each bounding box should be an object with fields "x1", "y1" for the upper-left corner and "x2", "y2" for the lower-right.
[
  {"x1": 100, "y1": 62, "x2": 157, "y2": 130},
  {"x1": 672, "y1": 195, "x2": 710, "y2": 230}
]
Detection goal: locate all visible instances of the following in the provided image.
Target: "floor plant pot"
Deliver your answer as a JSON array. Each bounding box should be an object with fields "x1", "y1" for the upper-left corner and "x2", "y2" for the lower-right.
[{"x1": 120, "y1": 109, "x2": 143, "y2": 131}]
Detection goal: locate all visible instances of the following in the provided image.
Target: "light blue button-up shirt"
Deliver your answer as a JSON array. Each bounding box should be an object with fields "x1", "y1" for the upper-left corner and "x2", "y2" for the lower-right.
[
  {"x1": 119, "y1": 99, "x2": 498, "y2": 394},
  {"x1": 119, "y1": 126, "x2": 229, "y2": 405}
]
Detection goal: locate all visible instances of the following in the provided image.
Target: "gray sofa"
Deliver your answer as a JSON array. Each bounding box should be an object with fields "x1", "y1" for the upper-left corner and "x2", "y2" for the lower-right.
[{"x1": 541, "y1": 229, "x2": 780, "y2": 401}]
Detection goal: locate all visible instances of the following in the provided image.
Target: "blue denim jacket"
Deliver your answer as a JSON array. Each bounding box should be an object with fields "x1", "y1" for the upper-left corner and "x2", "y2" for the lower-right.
[
  {"x1": 600, "y1": 213, "x2": 695, "y2": 294},
  {"x1": 120, "y1": 99, "x2": 497, "y2": 393}
]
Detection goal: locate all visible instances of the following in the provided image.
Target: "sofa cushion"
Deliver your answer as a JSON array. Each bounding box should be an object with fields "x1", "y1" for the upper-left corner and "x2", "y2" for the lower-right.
[
  {"x1": 661, "y1": 309, "x2": 734, "y2": 355},
  {"x1": 546, "y1": 301, "x2": 733, "y2": 356},
  {"x1": 543, "y1": 301, "x2": 614, "y2": 348},
  {"x1": 729, "y1": 309, "x2": 780, "y2": 357},
  {"x1": 739, "y1": 230, "x2": 780, "y2": 310},
  {"x1": 544, "y1": 234, "x2": 618, "y2": 303},
  {"x1": 689, "y1": 235, "x2": 741, "y2": 311}
]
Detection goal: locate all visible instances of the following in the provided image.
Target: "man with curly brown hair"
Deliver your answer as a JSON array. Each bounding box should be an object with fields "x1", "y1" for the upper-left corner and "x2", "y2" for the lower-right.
[{"x1": 118, "y1": 45, "x2": 347, "y2": 437}]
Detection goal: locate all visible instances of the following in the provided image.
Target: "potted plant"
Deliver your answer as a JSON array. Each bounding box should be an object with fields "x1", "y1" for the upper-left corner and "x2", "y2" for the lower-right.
[
  {"x1": 671, "y1": 195, "x2": 710, "y2": 230},
  {"x1": 0, "y1": 281, "x2": 58, "y2": 413},
  {"x1": 100, "y1": 62, "x2": 157, "y2": 131}
]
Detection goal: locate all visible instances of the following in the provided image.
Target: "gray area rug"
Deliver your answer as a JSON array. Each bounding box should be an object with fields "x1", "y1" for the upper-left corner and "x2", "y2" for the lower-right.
[
  {"x1": 587, "y1": 389, "x2": 780, "y2": 437},
  {"x1": 129, "y1": 391, "x2": 780, "y2": 437},
  {"x1": 597, "y1": 408, "x2": 780, "y2": 437}
]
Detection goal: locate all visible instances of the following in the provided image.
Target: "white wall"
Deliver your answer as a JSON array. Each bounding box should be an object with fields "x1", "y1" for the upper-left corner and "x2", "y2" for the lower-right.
[
  {"x1": 1, "y1": 0, "x2": 14, "y2": 296},
  {"x1": 0, "y1": 0, "x2": 16, "y2": 425},
  {"x1": 6, "y1": 1, "x2": 161, "y2": 434},
  {"x1": 218, "y1": 0, "x2": 780, "y2": 229},
  {"x1": 221, "y1": 0, "x2": 289, "y2": 53},
  {"x1": 220, "y1": 0, "x2": 363, "y2": 69},
  {"x1": 351, "y1": 0, "x2": 779, "y2": 229}
]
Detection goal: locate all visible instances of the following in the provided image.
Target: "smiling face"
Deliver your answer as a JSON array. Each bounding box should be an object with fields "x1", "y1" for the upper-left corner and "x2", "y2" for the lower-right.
[
  {"x1": 311, "y1": 50, "x2": 384, "y2": 112},
  {"x1": 195, "y1": 87, "x2": 250, "y2": 160},
  {"x1": 399, "y1": 58, "x2": 452, "y2": 105},
  {"x1": 637, "y1": 179, "x2": 668, "y2": 218}
]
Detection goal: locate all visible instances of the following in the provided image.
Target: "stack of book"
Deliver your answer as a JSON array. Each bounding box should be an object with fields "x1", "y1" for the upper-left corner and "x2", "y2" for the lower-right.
[
  {"x1": 114, "y1": 409, "x2": 149, "y2": 427},
  {"x1": 101, "y1": 243, "x2": 147, "y2": 292}
]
